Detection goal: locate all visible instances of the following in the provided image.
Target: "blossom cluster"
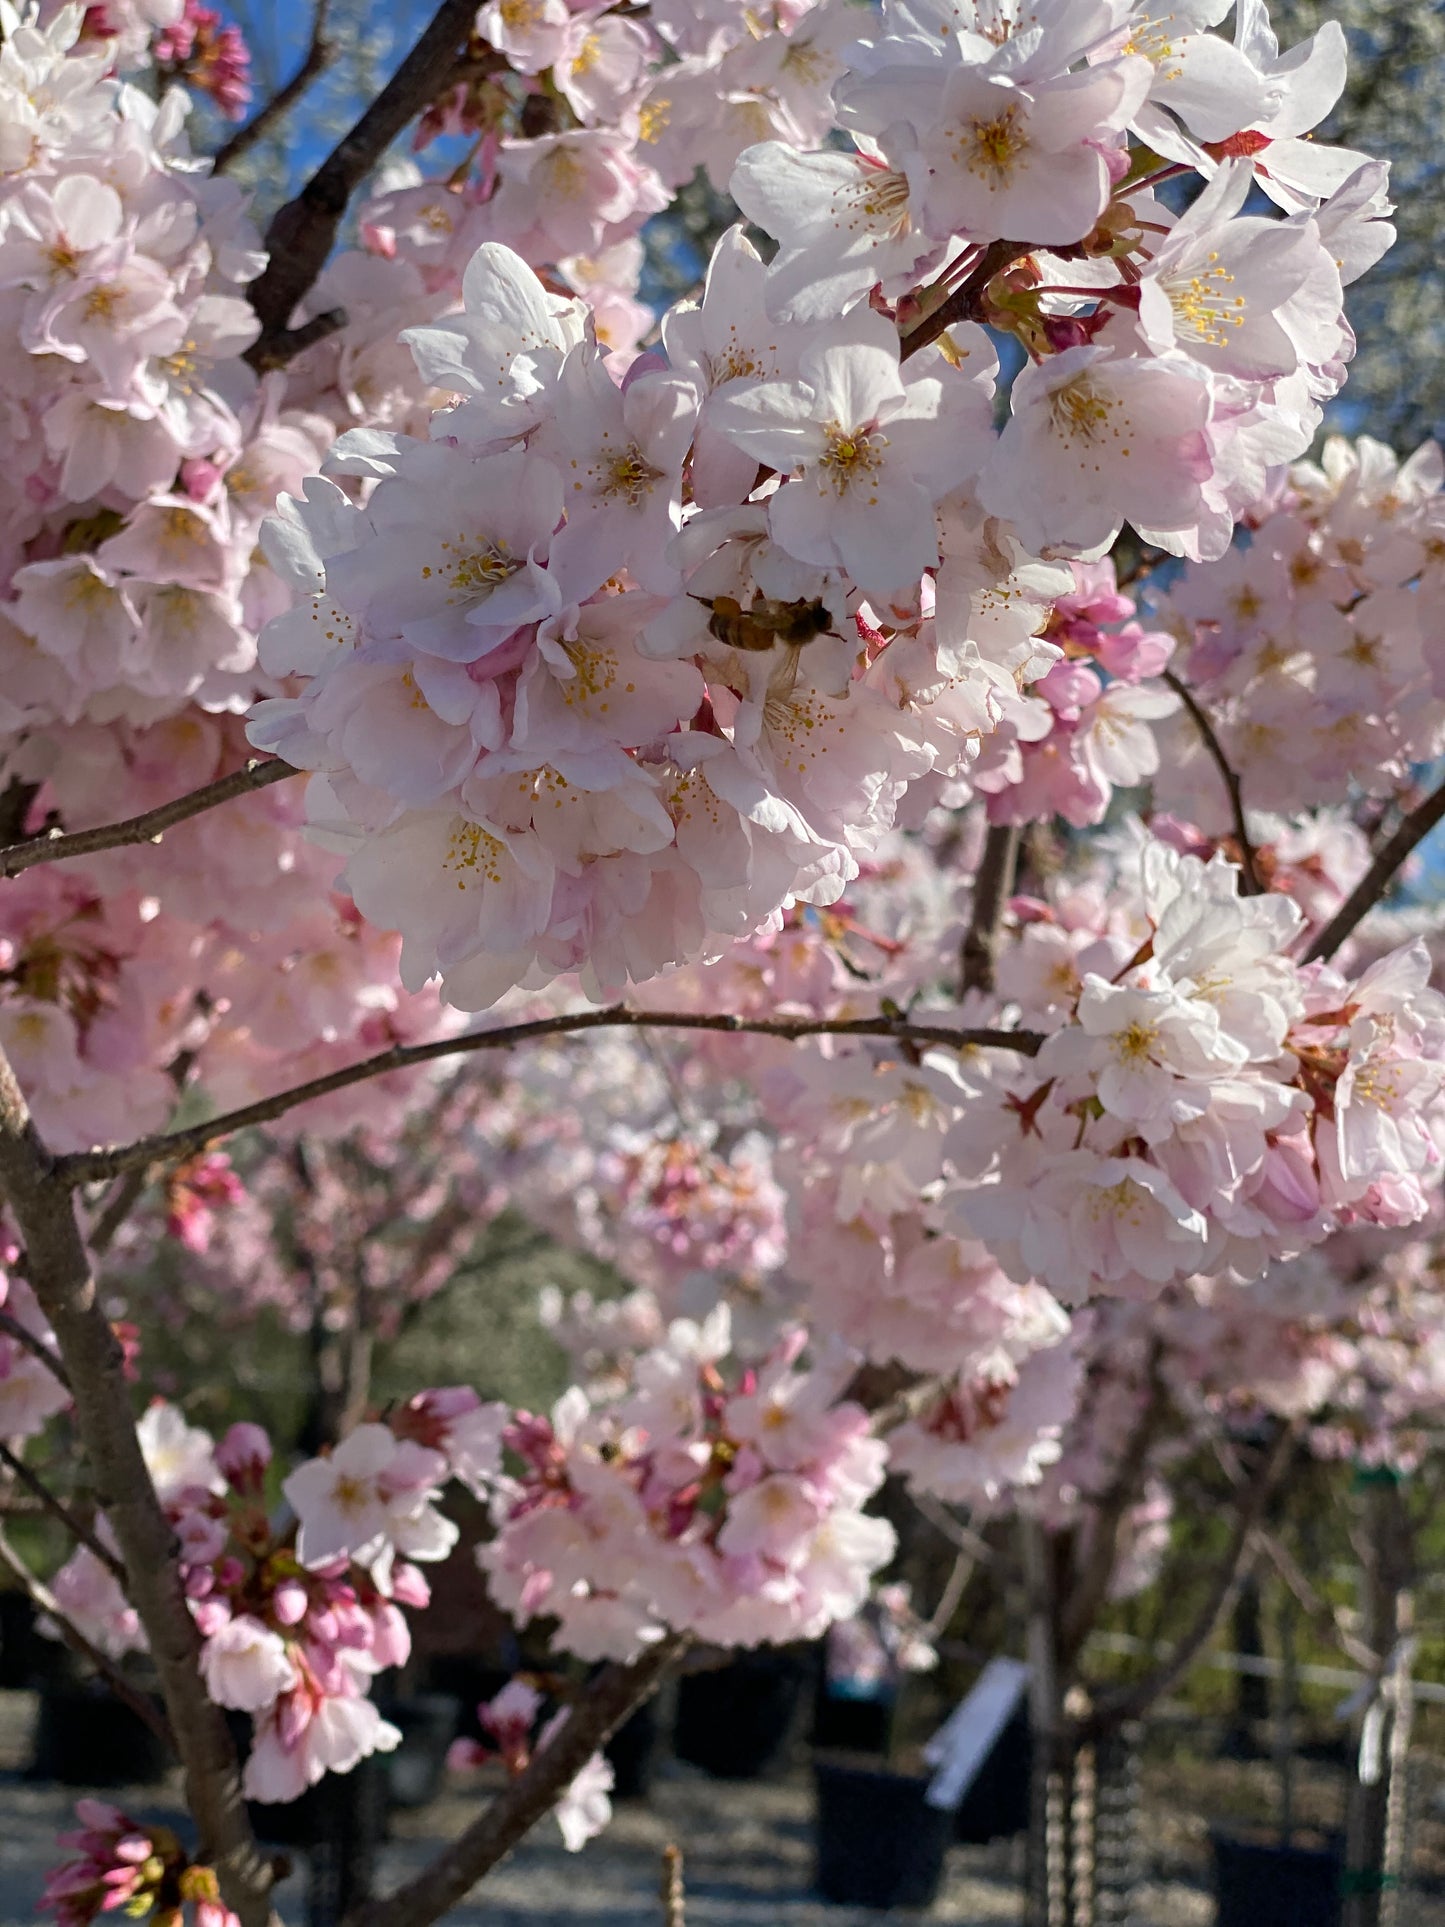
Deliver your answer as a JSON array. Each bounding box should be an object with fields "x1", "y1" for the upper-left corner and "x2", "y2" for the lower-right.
[
  {"x1": 49, "y1": 1401, "x2": 466, "y2": 1800},
  {"x1": 1150, "y1": 436, "x2": 1445, "y2": 825},
  {"x1": 41, "y1": 1799, "x2": 236, "y2": 1927},
  {"x1": 385, "y1": 1311, "x2": 896, "y2": 1663},
  {"x1": 152, "y1": 0, "x2": 252, "y2": 120},
  {"x1": 0, "y1": 5, "x2": 273, "y2": 730},
  {"x1": 951, "y1": 839, "x2": 1445, "y2": 1299},
  {"x1": 42, "y1": 1348, "x2": 898, "y2": 1792},
  {"x1": 250, "y1": 0, "x2": 1392, "y2": 1011},
  {"x1": 0, "y1": 715, "x2": 458, "y2": 1153},
  {"x1": 971, "y1": 560, "x2": 1179, "y2": 830},
  {"x1": 0, "y1": 5, "x2": 465, "y2": 1149},
  {"x1": 361, "y1": 0, "x2": 853, "y2": 359}
]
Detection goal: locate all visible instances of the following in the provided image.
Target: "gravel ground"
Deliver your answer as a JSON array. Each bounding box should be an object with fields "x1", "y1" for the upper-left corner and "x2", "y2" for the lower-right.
[
  {"x1": 8, "y1": 1687, "x2": 1444, "y2": 1927},
  {"x1": 0, "y1": 1687, "x2": 1215, "y2": 1927}
]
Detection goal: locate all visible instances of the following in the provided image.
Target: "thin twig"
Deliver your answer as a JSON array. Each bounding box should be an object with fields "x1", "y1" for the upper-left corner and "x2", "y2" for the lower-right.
[
  {"x1": 960, "y1": 823, "x2": 1020, "y2": 996},
  {"x1": 1085, "y1": 1420, "x2": 1300, "y2": 1735},
  {"x1": 212, "y1": 0, "x2": 334, "y2": 172},
  {"x1": 54, "y1": 1014, "x2": 1044, "y2": 1187},
  {"x1": 86, "y1": 1168, "x2": 155, "y2": 1259},
  {"x1": 0, "y1": 760, "x2": 296, "y2": 881},
  {"x1": 1255, "y1": 1525, "x2": 1375, "y2": 1674},
  {"x1": 1163, "y1": 670, "x2": 1263, "y2": 896},
  {"x1": 925, "y1": 1549, "x2": 977, "y2": 1641},
  {"x1": 0, "y1": 1525, "x2": 176, "y2": 1752},
  {"x1": 1303, "y1": 772, "x2": 1445, "y2": 964},
  {"x1": 343, "y1": 1636, "x2": 686, "y2": 1927},
  {"x1": 869, "y1": 1373, "x2": 952, "y2": 1437},
  {"x1": 87, "y1": 1022, "x2": 210, "y2": 1257},
  {"x1": 0, "y1": 1309, "x2": 69, "y2": 1391},
  {"x1": 899, "y1": 239, "x2": 1032, "y2": 361},
  {"x1": 1059, "y1": 1350, "x2": 1167, "y2": 1670},
  {"x1": 910, "y1": 1489, "x2": 994, "y2": 1564},
  {"x1": 0, "y1": 1442, "x2": 126, "y2": 1585},
  {"x1": 244, "y1": 0, "x2": 491, "y2": 365}
]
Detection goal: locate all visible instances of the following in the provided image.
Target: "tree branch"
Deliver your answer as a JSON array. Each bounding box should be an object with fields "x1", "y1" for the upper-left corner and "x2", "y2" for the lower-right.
[
  {"x1": 0, "y1": 1308, "x2": 69, "y2": 1391},
  {"x1": 868, "y1": 1371, "x2": 953, "y2": 1437},
  {"x1": 1303, "y1": 771, "x2": 1445, "y2": 965},
  {"x1": 0, "y1": 760, "x2": 296, "y2": 881},
  {"x1": 0, "y1": 1524, "x2": 177, "y2": 1754},
  {"x1": 1254, "y1": 1524, "x2": 1375, "y2": 1674},
  {"x1": 0, "y1": 1046, "x2": 276, "y2": 1927},
  {"x1": 1084, "y1": 1420, "x2": 1299, "y2": 1735},
  {"x1": 910, "y1": 1489, "x2": 994, "y2": 1565},
  {"x1": 86, "y1": 1168, "x2": 155, "y2": 1259},
  {"x1": 56, "y1": 1010, "x2": 1045, "y2": 1186},
  {"x1": 899, "y1": 239, "x2": 1032, "y2": 362},
  {"x1": 1058, "y1": 1354, "x2": 1167, "y2": 1670},
  {"x1": 211, "y1": 0, "x2": 334, "y2": 173},
  {"x1": 960, "y1": 822, "x2": 1020, "y2": 996},
  {"x1": 1163, "y1": 670, "x2": 1263, "y2": 897},
  {"x1": 244, "y1": 0, "x2": 487, "y2": 366},
  {"x1": 344, "y1": 1636, "x2": 685, "y2": 1927},
  {"x1": 0, "y1": 1441, "x2": 125, "y2": 1586},
  {"x1": 86, "y1": 1024, "x2": 210, "y2": 1257}
]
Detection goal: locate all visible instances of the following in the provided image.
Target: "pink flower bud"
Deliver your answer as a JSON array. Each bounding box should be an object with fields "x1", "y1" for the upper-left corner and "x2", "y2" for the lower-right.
[
  {"x1": 217, "y1": 1422, "x2": 272, "y2": 1494},
  {"x1": 271, "y1": 1579, "x2": 309, "y2": 1626},
  {"x1": 389, "y1": 1561, "x2": 430, "y2": 1609},
  {"x1": 191, "y1": 1599, "x2": 232, "y2": 1637},
  {"x1": 74, "y1": 1801, "x2": 126, "y2": 1832}
]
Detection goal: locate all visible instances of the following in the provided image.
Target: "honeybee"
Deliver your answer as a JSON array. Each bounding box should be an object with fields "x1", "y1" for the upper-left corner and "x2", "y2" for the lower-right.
[{"x1": 692, "y1": 591, "x2": 835, "y2": 652}]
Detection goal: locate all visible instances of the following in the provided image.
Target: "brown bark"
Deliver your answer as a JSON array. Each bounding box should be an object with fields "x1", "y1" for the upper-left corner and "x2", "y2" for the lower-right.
[
  {"x1": 0, "y1": 1046, "x2": 279, "y2": 1927},
  {"x1": 243, "y1": 0, "x2": 487, "y2": 365},
  {"x1": 344, "y1": 1637, "x2": 685, "y2": 1927},
  {"x1": 1343, "y1": 1476, "x2": 1414, "y2": 1927}
]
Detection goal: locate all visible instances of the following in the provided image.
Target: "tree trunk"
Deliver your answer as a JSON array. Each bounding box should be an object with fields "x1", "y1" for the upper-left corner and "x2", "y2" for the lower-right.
[
  {"x1": 1025, "y1": 1702, "x2": 1142, "y2": 1927},
  {"x1": 1343, "y1": 1474, "x2": 1414, "y2": 1927},
  {"x1": 1226, "y1": 1572, "x2": 1269, "y2": 1756},
  {"x1": 1023, "y1": 1519, "x2": 1063, "y2": 1927},
  {"x1": 1022, "y1": 1518, "x2": 1144, "y2": 1927},
  {"x1": 307, "y1": 1759, "x2": 387, "y2": 1927}
]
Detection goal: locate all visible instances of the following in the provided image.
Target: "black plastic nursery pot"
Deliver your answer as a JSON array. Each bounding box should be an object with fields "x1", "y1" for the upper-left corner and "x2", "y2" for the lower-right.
[
  {"x1": 0, "y1": 1590, "x2": 41, "y2": 1690},
  {"x1": 952, "y1": 1703, "x2": 1030, "y2": 1845},
  {"x1": 30, "y1": 1679, "x2": 173, "y2": 1787},
  {"x1": 813, "y1": 1754, "x2": 953, "y2": 1910},
  {"x1": 604, "y1": 1694, "x2": 660, "y2": 1800},
  {"x1": 1211, "y1": 1828, "x2": 1344, "y2": 1927},
  {"x1": 812, "y1": 1679, "x2": 895, "y2": 1756},
  {"x1": 674, "y1": 1648, "x2": 810, "y2": 1779}
]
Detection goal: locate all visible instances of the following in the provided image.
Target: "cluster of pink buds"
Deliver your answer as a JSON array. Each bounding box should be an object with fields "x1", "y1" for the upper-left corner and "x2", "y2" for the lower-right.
[
  {"x1": 152, "y1": 0, "x2": 251, "y2": 117},
  {"x1": 42, "y1": 1800, "x2": 236, "y2": 1927},
  {"x1": 163, "y1": 1152, "x2": 245, "y2": 1256}
]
